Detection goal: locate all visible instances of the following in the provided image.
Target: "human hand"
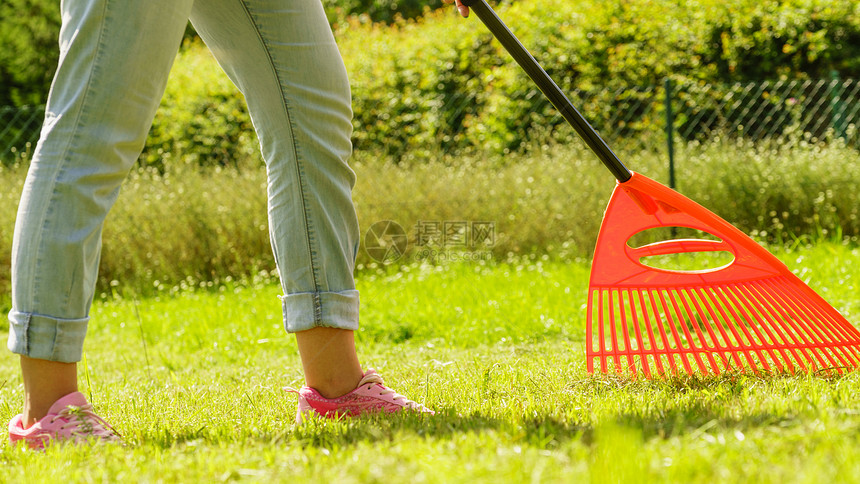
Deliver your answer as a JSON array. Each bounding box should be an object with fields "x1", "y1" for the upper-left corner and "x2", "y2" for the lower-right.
[{"x1": 443, "y1": 0, "x2": 470, "y2": 18}]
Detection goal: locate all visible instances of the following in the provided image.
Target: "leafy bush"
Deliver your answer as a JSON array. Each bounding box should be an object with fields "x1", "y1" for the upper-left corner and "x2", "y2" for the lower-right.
[
  {"x1": 140, "y1": 43, "x2": 258, "y2": 170},
  {"x1": 0, "y1": 1, "x2": 196, "y2": 108},
  {"x1": 0, "y1": 0, "x2": 60, "y2": 107},
  {"x1": 336, "y1": 0, "x2": 860, "y2": 158},
  {"x1": 704, "y1": 0, "x2": 860, "y2": 80},
  {"x1": 0, "y1": 0, "x2": 437, "y2": 110},
  {"x1": 6, "y1": 0, "x2": 860, "y2": 164},
  {"x1": 323, "y1": 0, "x2": 444, "y2": 25}
]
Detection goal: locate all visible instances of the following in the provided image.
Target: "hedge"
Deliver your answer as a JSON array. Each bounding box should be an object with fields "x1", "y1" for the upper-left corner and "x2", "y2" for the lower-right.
[
  {"x1": 5, "y1": 0, "x2": 860, "y2": 165},
  {"x1": 144, "y1": 0, "x2": 860, "y2": 166},
  {"x1": 0, "y1": 0, "x2": 441, "y2": 109},
  {"x1": 337, "y1": 0, "x2": 860, "y2": 159}
]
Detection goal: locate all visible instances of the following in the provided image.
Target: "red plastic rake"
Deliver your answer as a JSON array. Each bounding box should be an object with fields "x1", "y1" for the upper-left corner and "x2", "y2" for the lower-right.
[
  {"x1": 460, "y1": 0, "x2": 860, "y2": 376},
  {"x1": 588, "y1": 174, "x2": 860, "y2": 375}
]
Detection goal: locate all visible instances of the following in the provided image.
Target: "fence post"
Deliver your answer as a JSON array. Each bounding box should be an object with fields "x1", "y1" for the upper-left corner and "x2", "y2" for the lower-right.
[
  {"x1": 829, "y1": 70, "x2": 847, "y2": 139},
  {"x1": 664, "y1": 78, "x2": 676, "y2": 190}
]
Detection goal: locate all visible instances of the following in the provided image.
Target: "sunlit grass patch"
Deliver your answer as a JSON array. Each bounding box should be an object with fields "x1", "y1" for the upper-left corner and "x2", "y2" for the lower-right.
[{"x1": 0, "y1": 251, "x2": 859, "y2": 482}]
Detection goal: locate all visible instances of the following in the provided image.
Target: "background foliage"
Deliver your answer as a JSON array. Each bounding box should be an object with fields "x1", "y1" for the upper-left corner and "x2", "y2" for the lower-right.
[
  {"x1": 338, "y1": 0, "x2": 860, "y2": 158},
  {"x1": 4, "y1": 0, "x2": 860, "y2": 164},
  {"x1": 0, "y1": 0, "x2": 442, "y2": 109},
  {"x1": 0, "y1": 0, "x2": 61, "y2": 107},
  {"x1": 142, "y1": 0, "x2": 860, "y2": 163},
  {"x1": 2, "y1": 138, "x2": 859, "y2": 308},
  {"x1": 323, "y1": 0, "x2": 444, "y2": 25},
  {"x1": 3, "y1": 0, "x2": 860, "y2": 304}
]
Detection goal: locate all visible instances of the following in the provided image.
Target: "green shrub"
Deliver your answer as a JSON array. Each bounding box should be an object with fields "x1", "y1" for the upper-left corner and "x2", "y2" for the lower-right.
[
  {"x1": 140, "y1": 43, "x2": 258, "y2": 170},
  {"x1": 703, "y1": 0, "x2": 860, "y2": 80},
  {"x1": 323, "y1": 0, "x2": 444, "y2": 25},
  {"x1": 6, "y1": 0, "x2": 860, "y2": 164},
  {"x1": 0, "y1": 0, "x2": 440, "y2": 109},
  {"x1": 335, "y1": 0, "x2": 860, "y2": 159},
  {"x1": 0, "y1": 0, "x2": 61, "y2": 107},
  {"x1": 0, "y1": 1, "x2": 195, "y2": 108}
]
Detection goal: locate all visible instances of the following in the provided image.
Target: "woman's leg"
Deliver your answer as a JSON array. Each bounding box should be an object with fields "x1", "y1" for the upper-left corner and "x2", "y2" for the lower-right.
[
  {"x1": 190, "y1": 0, "x2": 364, "y2": 398},
  {"x1": 8, "y1": 0, "x2": 193, "y2": 424},
  {"x1": 18, "y1": 356, "x2": 77, "y2": 427}
]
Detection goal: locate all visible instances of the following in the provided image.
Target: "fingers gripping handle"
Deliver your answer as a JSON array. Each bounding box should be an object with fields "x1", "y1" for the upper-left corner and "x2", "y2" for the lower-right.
[{"x1": 459, "y1": 0, "x2": 632, "y2": 182}]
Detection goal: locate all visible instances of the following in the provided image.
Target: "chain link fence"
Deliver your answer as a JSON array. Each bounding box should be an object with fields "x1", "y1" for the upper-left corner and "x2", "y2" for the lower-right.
[
  {"x1": 2, "y1": 76, "x2": 858, "y2": 166},
  {"x1": 671, "y1": 75, "x2": 859, "y2": 143},
  {"x1": 0, "y1": 105, "x2": 44, "y2": 163}
]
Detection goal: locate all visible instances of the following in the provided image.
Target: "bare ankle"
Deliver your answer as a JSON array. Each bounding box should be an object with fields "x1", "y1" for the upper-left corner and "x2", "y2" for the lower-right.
[
  {"x1": 20, "y1": 356, "x2": 78, "y2": 426},
  {"x1": 309, "y1": 372, "x2": 364, "y2": 399},
  {"x1": 295, "y1": 327, "x2": 364, "y2": 398}
]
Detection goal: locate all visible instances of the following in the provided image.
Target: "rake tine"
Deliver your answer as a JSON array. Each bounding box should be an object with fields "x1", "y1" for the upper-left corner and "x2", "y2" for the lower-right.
[
  {"x1": 766, "y1": 278, "x2": 853, "y2": 368},
  {"x1": 747, "y1": 280, "x2": 829, "y2": 370},
  {"x1": 616, "y1": 290, "x2": 638, "y2": 374},
  {"x1": 655, "y1": 290, "x2": 695, "y2": 374},
  {"x1": 734, "y1": 284, "x2": 797, "y2": 373},
  {"x1": 627, "y1": 288, "x2": 652, "y2": 378},
  {"x1": 677, "y1": 288, "x2": 721, "y2": 374},
  {"x1": 777, "y1": 279, "x2": 860, "y2": 368},
  {"x1": 608, "y1": 290, "x2": 623, "y2": 372},
  {"x1": 637, "y1": 289, "x2": 666, "y2": 376},
  {"x1": 666, "y1": 288, "x2": 711, "y2": 374},
  {"x1": 692, "y1": 287, "x2": 745, "y2": 370},
  {"x1": 636, "y1": 289, "x2": 668, "y2": 375},
  {"x1": 728, "y1": 284, "x2": 792, "y2": 372},
  {"x1": 709, "y1": 287, "x2": 760, "y2": 371},
  {"x1": 753, "y1": 284, "x2": 806, "y2": 371},
  {"x1": 627, "y1": 288, "x2": 654, "y2": 378},
  {"x1": 782, "y1": 277, "x2": 857, "y2": 342},
  {"x1": 791, "y1": 288, "x2": 857, "y2": 345},
  {"x1": 720, "y1": 285, "x2": 777, "y2": 372},
  {"x1": 793, "y1": 281, "x2": 860, "y2": 344},
  {"x1": 647, "y1": 289, "x2": 678, "y2": 374},
  {"x1": 685, "y1": 287, "x2": 733, "y2": 371},
  {"x1": 598, "y1": 289, "x2": 608, "y2": 373},
  {"x1": 586, "y1": 289, "x2": 596, "y2": 373},
  {"x1": 769, "y1": 283, "x2": 851, "y2": 367},
  {"x1": 737, "y1": 282, "x2": 809, "y2": 372}
]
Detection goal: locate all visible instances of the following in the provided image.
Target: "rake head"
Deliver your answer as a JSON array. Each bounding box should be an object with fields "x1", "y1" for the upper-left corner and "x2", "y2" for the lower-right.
[{"x1": 586, "y1": 172, "x2": 860, "y2": 377}]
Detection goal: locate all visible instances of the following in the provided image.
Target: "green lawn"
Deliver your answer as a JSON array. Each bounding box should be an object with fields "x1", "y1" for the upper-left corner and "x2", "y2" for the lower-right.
[{"x1": 1, "y1": 243, "x2": 859, "y2": 483}]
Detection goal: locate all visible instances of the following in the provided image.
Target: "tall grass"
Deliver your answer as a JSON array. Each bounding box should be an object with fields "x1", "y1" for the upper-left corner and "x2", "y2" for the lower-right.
[{"x1": 1, "y1": 138, "x2": 859, "y2": 312}]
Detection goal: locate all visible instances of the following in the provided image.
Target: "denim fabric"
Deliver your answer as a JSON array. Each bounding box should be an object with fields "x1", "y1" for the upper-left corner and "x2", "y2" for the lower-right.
[{"x1": 8, "y1": 0, "x2": 360, "y2": 363}]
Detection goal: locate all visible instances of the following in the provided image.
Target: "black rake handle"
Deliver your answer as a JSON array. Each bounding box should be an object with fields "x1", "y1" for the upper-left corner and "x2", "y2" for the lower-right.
[{"x1": 460, "y1": 0, "x2": 632, "y2": 182}]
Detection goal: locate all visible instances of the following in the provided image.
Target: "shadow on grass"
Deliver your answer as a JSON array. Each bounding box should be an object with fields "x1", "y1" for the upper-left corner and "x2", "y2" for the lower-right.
[
  {"x1": 133, "y1": 408, "x2": 585, "y2": 450},
  {"x1": 281, "y1": 405, "x2": 802, "y2": 452},
  {"x1": 129, "y1": 369, "x2": 860, "y2": 450},
  {"x1": 123, "y1": 405, "x2": 814, "y2": 451},
  {"x1": 281, "y1": 409, "x2": 520, "y2": 449},
  {"x1": 567, "y1": 370, "x2": 860, "y2": 443}
]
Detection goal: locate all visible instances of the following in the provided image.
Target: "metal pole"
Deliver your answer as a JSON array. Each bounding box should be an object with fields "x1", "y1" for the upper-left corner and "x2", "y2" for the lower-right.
[{"x1": 829, "y1": 70, "x2": 846, "y2": 139}]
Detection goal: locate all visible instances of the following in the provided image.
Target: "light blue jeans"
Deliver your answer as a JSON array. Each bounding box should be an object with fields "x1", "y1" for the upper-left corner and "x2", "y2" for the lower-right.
[{"x1": 8, "y1": 0, "x2": 361, "y2": 363}]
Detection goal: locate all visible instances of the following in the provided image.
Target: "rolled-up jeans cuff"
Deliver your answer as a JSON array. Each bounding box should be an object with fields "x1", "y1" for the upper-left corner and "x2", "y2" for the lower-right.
[
  {"x1": 281, "y1": 289, "x2": 359, "y2": 333},
  {"x1": 6, "y1": 310, "x2": 88, "y2": 363}
]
